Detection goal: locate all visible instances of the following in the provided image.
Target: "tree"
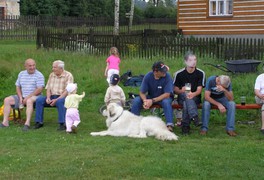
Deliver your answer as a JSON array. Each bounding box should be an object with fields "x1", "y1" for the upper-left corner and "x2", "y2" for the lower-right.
[
  {"x1": 144, "y1": 2, "x2": 176, "y2": 18},
  {"x1": 148, "y1": 0, "x2": 162, "y2": 6},
  {"x1": 128, "y1": 0, "x2": 135, "y2": 33},
  {"x1": 114, "y1": 0, "x2": 120, "y2": 35},
  {"x1": 20, "y1": 0, "x2": 39, "y2": 15}
]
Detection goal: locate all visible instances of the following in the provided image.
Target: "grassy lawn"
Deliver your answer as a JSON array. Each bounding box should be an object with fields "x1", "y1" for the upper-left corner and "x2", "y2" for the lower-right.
[{"x1": 0, "y1": 40, "x2": 264, "y2": 180}]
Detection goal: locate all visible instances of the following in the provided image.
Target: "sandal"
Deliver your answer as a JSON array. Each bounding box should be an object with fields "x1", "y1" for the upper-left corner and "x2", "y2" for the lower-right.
[{"x1": 0, "y1": 123, "x2": 8, "y2": 128}]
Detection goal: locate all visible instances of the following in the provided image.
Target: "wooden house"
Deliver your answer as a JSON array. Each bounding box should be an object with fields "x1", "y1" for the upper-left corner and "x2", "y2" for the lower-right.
[
  {"x1": 177, "y1": 0, "x2": 264, "y2": 36},
  {"x1": 0, "y1": 0, "x2": 20, "y2": 17}
]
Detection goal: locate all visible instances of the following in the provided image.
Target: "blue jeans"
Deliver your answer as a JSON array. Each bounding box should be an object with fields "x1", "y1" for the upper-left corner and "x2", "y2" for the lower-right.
[
  {"x1": 201, "y1": 97, "x2": 236, "y2": 131},
  {"x1": 131, "y1": 96, "x2": 174, "y2": 126},
  {"x1": 178, "y1": 93, "x2": 200, "y2": 127},
  {"x1": 35, "y1": 95, "x2": 66, "y2": 124}
]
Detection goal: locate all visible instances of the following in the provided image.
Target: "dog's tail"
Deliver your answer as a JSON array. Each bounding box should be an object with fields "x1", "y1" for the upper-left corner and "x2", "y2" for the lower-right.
[{"x1": 155, "y1": 131, "x2": 178, "y2": 141}]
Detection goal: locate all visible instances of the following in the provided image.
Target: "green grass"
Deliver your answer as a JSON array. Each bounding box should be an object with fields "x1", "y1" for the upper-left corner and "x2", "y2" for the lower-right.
[{"x1": 0, "y1": 40, "x2": 264, "y2": 180}]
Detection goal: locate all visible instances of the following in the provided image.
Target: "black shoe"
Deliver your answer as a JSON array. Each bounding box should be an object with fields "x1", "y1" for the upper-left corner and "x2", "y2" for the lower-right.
[
  {"x1": 167, "y1": 125, "x2": 174, "y2": 132},
  {"x1": 182, "y1": 126, "x2": 190, "y2": 135},
  {"x1": 192, "y1": 116, "x2": 202, "y2": 127},
  {"x1": 34, "y1": 122, "x2": 43, "y2": 129},
  {"x1": 57, "y1": 123, "x2": 66, "y2": 131}
]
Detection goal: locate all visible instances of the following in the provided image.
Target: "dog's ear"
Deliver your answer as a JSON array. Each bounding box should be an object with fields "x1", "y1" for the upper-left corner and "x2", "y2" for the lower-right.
[{"x1": 108, "y1": 104, "x2": 116, "y2": 117}]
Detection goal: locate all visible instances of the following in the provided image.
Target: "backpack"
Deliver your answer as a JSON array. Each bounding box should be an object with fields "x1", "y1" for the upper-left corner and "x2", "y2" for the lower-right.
[
  {"x1": 120, "y1": 70, "x2": 144, "y2": 87},
  {"x1": 124, "y1": 75, "x2": 144, "y2": 87}
]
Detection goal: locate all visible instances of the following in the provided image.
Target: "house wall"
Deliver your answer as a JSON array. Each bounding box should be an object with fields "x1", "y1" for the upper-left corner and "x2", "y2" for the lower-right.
[
  {"x1": 177, "y1": 0, "x2": 264, "y2": 35},
  {"x1": 0, "y1": 0, "x2": 20, "y2": 16}
]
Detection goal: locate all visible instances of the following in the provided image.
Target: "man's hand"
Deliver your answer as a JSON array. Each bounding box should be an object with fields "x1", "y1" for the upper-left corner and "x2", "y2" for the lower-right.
[
  {"x1": 217, "y1": 104, "x2": 226, "y2": 113},
  {"x1": 46, "y1": 97, "x2": 51, "y2": 104},
  {"x1": 259, "y1": 94, "x2": 264, "y2": 100},
  {"x1": 186, "y1": 92, "x2": 195, "y2": 99},
  {"x1": 22, "y1": 97, "x2": 28, "y2": 105},
  {"x1": 143, "y1": 99, "x2": 153, "y2": 109},
  {"x1": 216, "y1": 85, "x2": 226, "y2": 92},
  {"x1": 50, "y1": 99, "x2": 57, "y2": 106}
]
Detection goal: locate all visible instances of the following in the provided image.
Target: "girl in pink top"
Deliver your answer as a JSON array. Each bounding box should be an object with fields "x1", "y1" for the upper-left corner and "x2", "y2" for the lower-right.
[{"x1": 104, "y1": 47, "x2": 121, "y2": 84}]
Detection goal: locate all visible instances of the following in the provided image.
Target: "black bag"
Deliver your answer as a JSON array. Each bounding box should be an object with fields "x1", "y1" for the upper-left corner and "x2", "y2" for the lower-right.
[
  {"x1": 124, "y1": 75, "x2": 144, "y2": 87},
  {"x1": 120, "y1": 70, "x2": 144, "y2": 87}
]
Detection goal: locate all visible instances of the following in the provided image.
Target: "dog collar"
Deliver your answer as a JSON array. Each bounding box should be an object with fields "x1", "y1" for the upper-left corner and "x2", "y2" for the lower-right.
[{"x1": 113, "y1": 110, "x2": 124, "y2": 122}]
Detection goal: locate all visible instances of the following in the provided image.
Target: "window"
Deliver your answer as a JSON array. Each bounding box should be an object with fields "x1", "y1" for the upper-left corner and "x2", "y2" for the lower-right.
[
  {"x1": 0, "y1": 7, "x2": 4, "y2": 17},
  {"x1": 209, "y1": 0, "x2": 233, "y2": 16}
]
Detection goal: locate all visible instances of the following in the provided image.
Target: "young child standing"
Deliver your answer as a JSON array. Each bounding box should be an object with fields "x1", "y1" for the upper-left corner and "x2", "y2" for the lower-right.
[
  {"x1": 104, "y1": 47, "x2": 121, "y2": 84},
  {"x1": 104, "y1": 74, "x2": 126, "y2": 107},
  {"x1": 65, "y1": 83, "x2": 85, "y2": 133}
]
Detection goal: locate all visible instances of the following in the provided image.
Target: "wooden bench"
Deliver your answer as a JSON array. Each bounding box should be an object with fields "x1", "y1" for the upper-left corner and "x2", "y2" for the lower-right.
[
  {"x1": 150, "y1": 103, "x2": 261, "y2": 110},
  {"x1": 12, "y1": 103, "x2": 261, "y2": 123},
  {"x1": 12, "y1": 105, "x2": 57, "y2": 124}
]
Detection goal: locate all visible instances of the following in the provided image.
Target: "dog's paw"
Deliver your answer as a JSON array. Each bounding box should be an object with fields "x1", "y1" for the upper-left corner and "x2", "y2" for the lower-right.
[{"x1": 90, "y1": 132, "x2": 97, "y2": 136}]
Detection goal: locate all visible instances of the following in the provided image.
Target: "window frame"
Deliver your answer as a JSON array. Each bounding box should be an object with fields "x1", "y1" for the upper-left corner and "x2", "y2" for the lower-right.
[
  {"x1": 0, "y1": 7, "x2": 4, "y2": 17},
  {"x1": 209, "y1": 0, "x2": 233, "y2": 17}
]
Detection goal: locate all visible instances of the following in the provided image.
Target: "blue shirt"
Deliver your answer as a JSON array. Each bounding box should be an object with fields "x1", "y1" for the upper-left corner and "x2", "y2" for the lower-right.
[
  {"x1": 205, "y1": 76, "x2": 232, "y2": 99},
  {"x1": 140, "y1": 71, "x2": 173, "y2": 98},
  {"x1": 15, "y1": 70, "x2": 45, "y2": 98}
]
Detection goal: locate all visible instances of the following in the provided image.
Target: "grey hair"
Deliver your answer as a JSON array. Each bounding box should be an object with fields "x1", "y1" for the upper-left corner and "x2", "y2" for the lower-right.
[
  {"x1": 219, "y1": 75, "x2": 231, "y2": 87},
  {"x1": 184, "y1": 51, "x2": 195, "y2": 61},
  {"x1": 53, "y1": 60, "x2": 64, "y2": 70}
]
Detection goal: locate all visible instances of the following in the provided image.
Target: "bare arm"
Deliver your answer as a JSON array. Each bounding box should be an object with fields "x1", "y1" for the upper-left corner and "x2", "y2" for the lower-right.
[
  {"x1": 16, "y1": 86, "x2": 23, "y2": 104},
  {"x1": 22, "y1": 87, "x2": 43, "y2": 104},
  {"x1": 152, "y1": 93, "x2": 170, "y2": 103},
  {"x1": 174, "y1": 86, "x2": 185, "y2": 95},
  {"x1": 204, "y1": 90, "x2": 227, "y2": 113},
  {"x1": 46, "y1": 88, "x2": 52, "y2": 104},
  {"x1": 255, "y1": 89, "x2": 264, "y2": 100},
  {"x1": 140, "y1": 92, "x2": 170, "y2": 109},
  {"x1": 104, "y1": 63, "x2": 109, "y2": 76},
  {"x1": 49, "y1": 90, "x2": 68, "y2": 106},
  {"x1": 216, "y1": 85, "x2": 233, "y2": 101}
]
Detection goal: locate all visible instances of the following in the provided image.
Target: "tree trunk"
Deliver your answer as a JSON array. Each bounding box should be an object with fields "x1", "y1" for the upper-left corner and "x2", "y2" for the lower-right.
[
  {"x1": 114, "y1": 0, "x2": 120, "y2": 35},
  {"x1": 128, "y1": 0, "x2": 135, "y2": 34}
]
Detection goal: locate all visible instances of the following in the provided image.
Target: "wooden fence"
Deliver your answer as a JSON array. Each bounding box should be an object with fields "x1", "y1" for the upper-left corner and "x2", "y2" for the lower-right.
[
  {"x1": 37, "y1": 28, "x2": 264, "y2": 60},
  {"x1": 0, "y1": 15, "x2": 176, "y2": 40}
]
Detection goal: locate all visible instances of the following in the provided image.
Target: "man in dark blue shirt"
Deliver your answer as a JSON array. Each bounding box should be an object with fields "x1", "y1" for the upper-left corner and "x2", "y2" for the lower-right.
[
  {"x1": 200, "y1": 75, "x2": 237, "y2": 136},
  {"x1": 131, "y1": 61, "x2": 174, "y2": 132}
]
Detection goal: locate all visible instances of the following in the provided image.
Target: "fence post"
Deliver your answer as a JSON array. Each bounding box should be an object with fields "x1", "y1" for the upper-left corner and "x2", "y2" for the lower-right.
[
  {"x1": 216, "y1": 37, "x2": 224, "y2": 59},
  {"x1": 36, "y1": 28, "x2": 40, "y2": 49}
]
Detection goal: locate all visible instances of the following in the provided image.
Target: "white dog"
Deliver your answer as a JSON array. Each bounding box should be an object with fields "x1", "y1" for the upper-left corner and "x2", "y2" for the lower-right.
[{"x1": 91, "y1": 103, "x2": 178, "y2": 141}]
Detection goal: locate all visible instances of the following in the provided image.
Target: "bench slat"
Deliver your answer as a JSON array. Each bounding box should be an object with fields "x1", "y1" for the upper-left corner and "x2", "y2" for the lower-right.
[{"x1": 151, "y1": 104, "x2": 261, "y2": 110}]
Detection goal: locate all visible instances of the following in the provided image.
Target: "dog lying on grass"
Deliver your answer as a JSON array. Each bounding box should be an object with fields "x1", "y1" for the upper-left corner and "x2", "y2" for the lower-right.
[{"x1": 90, "y1": 103, "x2": 178, "y2": 141}]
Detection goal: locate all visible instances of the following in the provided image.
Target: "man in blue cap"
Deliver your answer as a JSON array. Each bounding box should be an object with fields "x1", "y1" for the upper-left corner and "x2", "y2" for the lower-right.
[{"x1": 131, "y1": 61, "x2": 175, "y2": 132}]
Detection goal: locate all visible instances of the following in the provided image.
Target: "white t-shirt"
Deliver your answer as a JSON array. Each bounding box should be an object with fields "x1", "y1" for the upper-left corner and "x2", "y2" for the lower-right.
[{"x1": 254, "y1": 73, "x2": 264, "y2": 94}]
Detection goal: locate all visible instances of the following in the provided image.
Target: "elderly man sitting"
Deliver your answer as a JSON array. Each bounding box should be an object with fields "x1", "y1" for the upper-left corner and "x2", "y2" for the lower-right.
[
  {"x1": 0, "y1": 58, "x2": 45, "y2": 131},
  {"x1": 34, "y1": 60, "x2": 74, "y2": 130}
]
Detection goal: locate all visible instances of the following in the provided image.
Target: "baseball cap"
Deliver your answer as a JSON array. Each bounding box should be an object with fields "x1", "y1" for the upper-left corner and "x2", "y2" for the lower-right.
[
  {"x1": 110, "y1": 74, "x2": 120, "y2": 85},
  {"x1": 152, "y1": 61, "x2": 169, "y2": 73}
]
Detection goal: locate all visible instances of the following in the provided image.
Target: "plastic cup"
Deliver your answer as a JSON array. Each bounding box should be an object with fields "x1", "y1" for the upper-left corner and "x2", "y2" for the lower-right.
[
  {"x1": 185, "y1": 83, "x2": 191, "y2": 93},
  {"x1": 240, "y1": 96, "x2": 246, "y2": 105},
  {"x1": 19, "y1": 104, "x2": 24, "y2": 109}
]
